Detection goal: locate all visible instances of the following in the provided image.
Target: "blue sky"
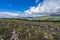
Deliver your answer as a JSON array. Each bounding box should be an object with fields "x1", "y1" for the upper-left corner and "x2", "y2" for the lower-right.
[
  {"x1": 0, "y1": 0, "x2": 43, "y2": 12},
  {"x1": 0, "y1": 0, "x2": 60, "y2": 18}
]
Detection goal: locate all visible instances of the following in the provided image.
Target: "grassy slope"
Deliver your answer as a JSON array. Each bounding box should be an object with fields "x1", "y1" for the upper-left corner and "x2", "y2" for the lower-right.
[
  {"x1": 0, "y1": 18, "x2": 60, "y2": 40},
  {"x1": 33, "y1": 16, "x2": 60, "y2": 21}
]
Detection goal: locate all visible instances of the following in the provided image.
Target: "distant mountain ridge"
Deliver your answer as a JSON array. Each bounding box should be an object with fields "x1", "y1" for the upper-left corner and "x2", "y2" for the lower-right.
[
  {"x1": 50, "y1": 13, "x2": 60, "y2": 16},
  {"x1": 32, "y1": 16, "x2": 60, "y2": 21}
]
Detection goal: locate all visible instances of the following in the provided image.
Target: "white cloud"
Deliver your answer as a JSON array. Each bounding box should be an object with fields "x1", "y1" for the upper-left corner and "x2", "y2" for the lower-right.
[
  {"x1": 0, "y1": 0, "x2": 60, "y2": 18},
  {"x1": 8, "y1": 4, "x2": 12, "y2": 7},
  {"x1": 24, "y1": 0, "x2": 60, "y2": 17},
  {"x1": 0, "y1": 12, "x2": 20, "y2": 18},
  {"x1": 35, "y1": 0, "x2": 39, "y2": 3}
]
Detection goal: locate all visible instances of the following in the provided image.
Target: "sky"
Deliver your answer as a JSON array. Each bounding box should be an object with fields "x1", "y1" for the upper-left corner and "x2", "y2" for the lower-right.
[
  {"x1": 0, "y1": 0, "x2": 43, "y2": 12},
  {"x1": 0, "y1": 0, "x2": 60, "y2": 18}
]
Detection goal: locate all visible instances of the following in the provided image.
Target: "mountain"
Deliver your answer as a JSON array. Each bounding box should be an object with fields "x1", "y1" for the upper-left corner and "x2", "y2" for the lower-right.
[{"x1": 50, "y1": 13, "x2": 60, "y2": 16}]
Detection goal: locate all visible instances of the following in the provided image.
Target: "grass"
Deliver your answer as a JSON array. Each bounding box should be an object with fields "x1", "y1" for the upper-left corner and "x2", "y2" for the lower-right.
[
  {"x1": 33, "y1": 16, "x2": 60, "y2": 21},
  {"x1": 0, "y1": 18, "x2": 60, "y2": 40}
]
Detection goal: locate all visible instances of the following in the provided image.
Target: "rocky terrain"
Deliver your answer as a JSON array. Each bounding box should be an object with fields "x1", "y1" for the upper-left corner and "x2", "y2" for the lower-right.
[{"x1": 0, "y1": 19, "x2": 60, "y2": 40}]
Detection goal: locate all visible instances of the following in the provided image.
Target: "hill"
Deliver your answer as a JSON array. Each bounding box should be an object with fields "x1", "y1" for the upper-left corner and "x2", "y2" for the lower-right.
[
  {"x1": 0, "y1": 18, "x2": 60, "y2": 40},
  {"x1": 33, "y1": 16, "x2": 60, "y2": 21}
]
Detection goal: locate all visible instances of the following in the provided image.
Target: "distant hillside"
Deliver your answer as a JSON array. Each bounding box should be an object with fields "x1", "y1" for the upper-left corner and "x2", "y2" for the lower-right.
[
  {"x1": 33, "y1": 16, "x2": 60, "y2": 21},
  {"x1": 50, "y1": 14, "x2": 60, "y2": 16}
]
